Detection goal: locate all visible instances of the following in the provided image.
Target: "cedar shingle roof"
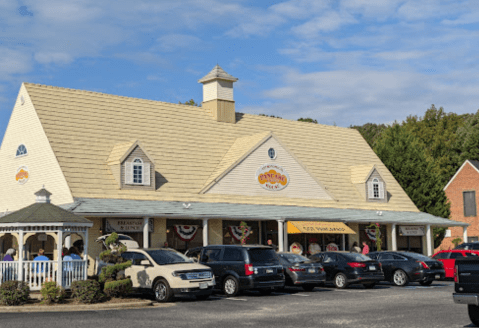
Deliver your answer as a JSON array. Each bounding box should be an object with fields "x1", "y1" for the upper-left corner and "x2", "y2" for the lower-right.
[
  {"x1": 24, "y1": 82, "x2": 419, "y2": 212},
  {"x1": 0, "y1": 202, "x2": 91, "y2": 224}
]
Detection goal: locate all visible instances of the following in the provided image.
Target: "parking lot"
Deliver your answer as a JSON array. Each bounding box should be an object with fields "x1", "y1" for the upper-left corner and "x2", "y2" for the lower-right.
[{"x1": 1, "y1": 281, "x2": 475, "y2": 328}]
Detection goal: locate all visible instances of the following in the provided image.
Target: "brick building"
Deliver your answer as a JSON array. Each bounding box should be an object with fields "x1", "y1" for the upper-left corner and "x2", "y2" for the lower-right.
[{"x1": 439, "y1": 160, "x2": 479, "y2": 250}]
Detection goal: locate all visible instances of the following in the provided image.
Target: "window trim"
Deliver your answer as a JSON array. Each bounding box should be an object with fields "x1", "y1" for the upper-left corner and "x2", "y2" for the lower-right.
[
  {"x1": 15, "y1": 144, "x2": 28, "y2": 158},
  {"x1": 268, "y1": 147, "x2": 276, "y2": 160},
  {"x1": 463, "y1": 190, "x2": 477, "y2": 217}
]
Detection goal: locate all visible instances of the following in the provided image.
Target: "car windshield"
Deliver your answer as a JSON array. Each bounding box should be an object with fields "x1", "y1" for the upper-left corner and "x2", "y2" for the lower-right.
[
  {"x1": 402, "y1": 252, "x2": 432, "y2": 261},
  {"x1": 342, "y1": 253, "x2": 372, "y2": 261},
  {"x1": 279, "y1": 253, "x2": 310, "y2": 264},
  {"x1": 146, "y1": 249, "x2": 193, "y2": 265}
]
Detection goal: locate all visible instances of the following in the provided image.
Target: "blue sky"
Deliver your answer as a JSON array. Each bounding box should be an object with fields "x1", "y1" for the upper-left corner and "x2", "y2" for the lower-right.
[{"x1": 1, "y1": 1, "x2": 479, "y2": 140}]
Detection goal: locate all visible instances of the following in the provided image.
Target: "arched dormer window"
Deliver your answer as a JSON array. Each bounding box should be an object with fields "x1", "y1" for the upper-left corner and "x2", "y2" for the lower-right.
[
  {"x1": 16, "y1": 144, "x2": 27, "y2": 157},
  {"x1": 368, "y1": 178, "x2": 384, "y2": 200},
  {"x1": 133, "y1": 158, "x2": 143, "y2": 184}
]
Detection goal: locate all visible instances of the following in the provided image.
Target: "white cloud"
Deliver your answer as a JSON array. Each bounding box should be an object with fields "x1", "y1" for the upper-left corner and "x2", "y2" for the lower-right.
[
  {"x1": 291, "y1": 11, "x2": 357, "y2": 38},
  {"x1": 153, "y1": 34, "x2": 202, "y2": 52},
  {"x1": 0, "y1": 49, "x2": 32, "y2": 75}
]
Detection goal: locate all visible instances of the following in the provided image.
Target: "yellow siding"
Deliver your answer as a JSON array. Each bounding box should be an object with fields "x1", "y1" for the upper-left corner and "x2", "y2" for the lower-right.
[
  {"x1": 207, "y1": 137, "x2": 333, "y2": 200},
  {"x1": 208, "y1": 219, "x2": 223, "y2": 245},
  {"x1": 0, "y1": 84, "x2": 73, "y2": 212},
  {"x1": 151, "y1": 218, "x2": 167, "y2": 248},
  {"x1": 348, "y1": 223, "x2": 360, "y2": 247}
]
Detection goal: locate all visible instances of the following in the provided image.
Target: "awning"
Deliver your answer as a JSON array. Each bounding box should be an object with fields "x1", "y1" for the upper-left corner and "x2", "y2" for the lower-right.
[{"x1": 287, "y1": 221, "x2": 356, "y2": 234}]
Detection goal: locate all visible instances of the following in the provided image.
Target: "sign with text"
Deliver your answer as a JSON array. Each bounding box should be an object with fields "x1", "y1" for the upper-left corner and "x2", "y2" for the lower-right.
[
  {"x1": 287, "y1": 221, "x2": 356, "y2": 234},
  {"x1": 16, "y1": 166, "x2": 29, "y2": 184},
  {"x1": 256, "y1": 164, "x2": 289, "y2": 191},
  {"x1": 106, "y1": 218, "x2": 153, "y2": 233},
  {"x1": 399, "y1": 226, "x2": 425, "y2": 236}
]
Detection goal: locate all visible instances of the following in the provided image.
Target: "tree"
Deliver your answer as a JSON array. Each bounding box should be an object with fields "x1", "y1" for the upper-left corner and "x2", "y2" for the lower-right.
[
  {"x1": 297, "y1": 117, "x2": 318, "y2": 123},
  {"x1": 350, "y1": 123, "x2": 388, "y2": 148},
  {"x1": 179, "y1": 99, "x2": 201, "y2": 106},
  {"x1": 374, "y1": 124, "x2": 450, "y2": 248},
  {"x1": 454, "y1": 109, "x2": 479, "y2": 166},
  {"x1": 259, "y1": 114, "x2": 282, "y2": 119}
]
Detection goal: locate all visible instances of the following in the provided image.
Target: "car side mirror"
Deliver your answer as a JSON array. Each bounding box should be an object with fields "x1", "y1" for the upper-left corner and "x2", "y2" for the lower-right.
[{"x1": 140, "y1": 259, "x2": 152, "y2": 266}]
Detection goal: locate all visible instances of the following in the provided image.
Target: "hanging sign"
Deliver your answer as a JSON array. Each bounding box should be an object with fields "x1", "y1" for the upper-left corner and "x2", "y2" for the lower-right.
[
  {"x1": 16, "y1": 166, "x2": 29, "y2": 184},
  {"x1": 228, "y1": 225, "x2": 251, "y2": 242},
  {"x1": 308, "y1": 243, "x2": 321, "y2": 255},
  {"x1": 399, "y1": 226, "x2": 425, "y2": 236},
  {"x1": 256, "y1": 164, "x2": 289, "y2": 191},
  {"x1": 105, "y1": 218, "x2": 153, "y2": 233},
  {"x1": 326, "y1": 243, "x2": 339, "y2": 251}
]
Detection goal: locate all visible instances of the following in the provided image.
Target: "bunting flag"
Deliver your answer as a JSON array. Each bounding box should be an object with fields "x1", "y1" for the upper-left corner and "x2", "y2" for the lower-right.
[
  {"x1": 365, "y1": 228, "x2": 381, "y2": 242},
  {"x1": 174, "y1": 225, "x2": 199, "y2": 242},
  {"x1": 228, "y1": 226, "x2": 251, "y2": 242}
]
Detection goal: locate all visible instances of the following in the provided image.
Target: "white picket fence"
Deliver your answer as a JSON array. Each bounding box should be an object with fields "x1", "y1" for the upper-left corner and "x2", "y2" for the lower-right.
[{"x1": 0, "y1": 260, "x2": 87, "y2": 290}]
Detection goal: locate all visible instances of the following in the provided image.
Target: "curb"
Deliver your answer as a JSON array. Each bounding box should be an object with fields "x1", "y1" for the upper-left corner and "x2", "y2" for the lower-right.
[{"x1": 0, "y1": 299, "x2": 171, "y2": 313}]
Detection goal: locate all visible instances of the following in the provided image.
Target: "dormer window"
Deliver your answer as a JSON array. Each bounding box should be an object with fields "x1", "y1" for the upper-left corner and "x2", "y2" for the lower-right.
[
  {"x1": 368, "y1": 178, "x2": 384, "y2": 200},
  {"x1": 16, "y1": 144, "x2": 27, "y2": 157},
  {"x1": 133, "y1": 158, "x2": 143, "y2": 184}
]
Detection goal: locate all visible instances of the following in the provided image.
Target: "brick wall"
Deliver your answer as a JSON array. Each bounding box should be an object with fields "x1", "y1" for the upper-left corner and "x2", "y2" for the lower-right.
[{"x1": 437, "y1": 162, "x2": 479, "y2": 251}]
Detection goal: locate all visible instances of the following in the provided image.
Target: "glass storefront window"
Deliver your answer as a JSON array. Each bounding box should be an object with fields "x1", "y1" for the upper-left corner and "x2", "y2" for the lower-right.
[
  {"x1": 359, "y1": 224, "x2": 388, "y2": 252},
  {"x1": 223, "y1": 220, "x2": 259, "y2": 245},
  {"x1": 167, "y1": 219, "x2": 204, "y2": 253}
]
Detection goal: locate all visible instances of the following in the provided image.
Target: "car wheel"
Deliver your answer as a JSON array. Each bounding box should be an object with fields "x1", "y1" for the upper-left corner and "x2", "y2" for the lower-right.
[
  {"x1": 392, "y1": 270, "x2": 409, "y2": 287},
  {"x1": 334, "y1": 273, "x2": 348, "y2": 289},
  {"x1": 153, "y1": 279, "x2": 173, "y2": 303},
  {"x1": 195, "y1": 293, "x2": 211, "y2": 301},
  {"x1": 468, "y1": 305, "x2": 479, "y2": 326},
  {"x1": 301, "y1": 284, "x2": 316, "y2": 291},
  {"x1": 223, "y1": 276, "x2": 239, "y2": 297},
  {"x1": 363, "y1": 283, "x2": 376, "y2": 289},
  {"x1": 419, "y1": 280, "x2": 433, "y2": 286}
]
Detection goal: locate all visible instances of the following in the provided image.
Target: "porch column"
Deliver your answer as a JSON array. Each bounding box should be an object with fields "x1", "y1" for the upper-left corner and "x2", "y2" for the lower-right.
[
  {"x1": 143, "y1": 217, "x2": 149, "y2": 248},
  {"x1": 392, "y1": 224, "x2": 397, "y2": 251},
  {"x1": 57, "y1": 230, "x2": 63, "y2": 287},
  {"x1": 65, "y1": 235, "x2": 71, "y2": 249},
  {"x1": 342, "y1": 234, "x2": 346, "y2": 251},
  {"x1": 426, "y1": 225, "x2": 432, "y2": 256},
  {"x1": 278, "y1": 220, "x2": 284, "y2": 252},
  {"x1": 18, "y1": 229, "x2": 24, "y2": 282},
  {"x1": 83, "y1": 229, "x2": 89, "y2": 280},
  {"x1": 283, "y1": 221, "x2": 288, "y2": 251},
  {"x1": 203, "y1": 219, "x2": 209, "y2": 246},
  {"x1": 463, "y1": 226, "x2": 468, "y2": 244}
]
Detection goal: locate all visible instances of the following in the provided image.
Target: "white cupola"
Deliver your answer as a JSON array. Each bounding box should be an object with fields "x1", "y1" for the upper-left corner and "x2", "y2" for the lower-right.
[{"x1": 198, "y1": 65, "x2": 238, "y2": 123}]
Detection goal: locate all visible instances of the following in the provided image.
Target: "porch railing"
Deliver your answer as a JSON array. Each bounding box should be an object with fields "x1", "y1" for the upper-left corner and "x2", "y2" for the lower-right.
[{"x1": 0, "y1": 260, "x2": 87, "y2": 291}]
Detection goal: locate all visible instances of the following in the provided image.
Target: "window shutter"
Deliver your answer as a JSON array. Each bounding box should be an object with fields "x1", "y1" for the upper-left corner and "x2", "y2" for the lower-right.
[
  {"x1": 464, "y1": 191, "x2": 477, "y2": 217},
  {"x1": 367, "y1": 182, "x2": 374, "y2": 198},
  {"x1": 143, "y1": 163, "x2": 150, "y2": 186},
  {"x1": 378, "y1": 182, "x2": 385, "y2": 199},
  {"x1": 125, "y1": 162, "x2": 133, "y2": 185}
]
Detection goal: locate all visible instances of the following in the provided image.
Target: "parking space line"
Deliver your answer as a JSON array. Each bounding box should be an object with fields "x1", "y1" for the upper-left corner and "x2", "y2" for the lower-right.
[
  {"x1": 290, "y1": 293, "x2": 310, "y2": 297},
  {"x1": 225, "y1": 298, "x2": 247, "y2": 301}
]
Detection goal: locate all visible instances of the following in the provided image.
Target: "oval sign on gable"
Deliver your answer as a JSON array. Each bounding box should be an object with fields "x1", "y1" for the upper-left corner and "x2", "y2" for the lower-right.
[
  {"x1": 256, "y1": 163, "x2": 289, "y2": 191},
  {"x1": 16, "y1": 166, "x2": 29, "y2": 184}
]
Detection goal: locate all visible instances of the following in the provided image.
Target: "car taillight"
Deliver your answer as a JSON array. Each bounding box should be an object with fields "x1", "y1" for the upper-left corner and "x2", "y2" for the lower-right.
[
  {"x1": 454, "y1": 265, "x2": 459, "y2": 283},
  {"x1": 245, "y1": 264, "x2": 254, "y2": 276},
  {"x1": 417, "y1": 261, "x2": 430, "y2": 269},
  {"x1": 288, "y1": 267, "x2": 306, "y2": 272},
  {"x1": 347, "y1": 262, "x2": 366, "y2": 268}
]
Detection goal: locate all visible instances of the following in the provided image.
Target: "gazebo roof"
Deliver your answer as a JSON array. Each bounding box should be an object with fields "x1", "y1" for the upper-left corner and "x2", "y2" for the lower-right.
[
  {"x1": 0, "y1": 187, "x2": 92, "y2": 226},
  {"x1": 0, "y1": 202, "x2": 92, "y2": 225}
]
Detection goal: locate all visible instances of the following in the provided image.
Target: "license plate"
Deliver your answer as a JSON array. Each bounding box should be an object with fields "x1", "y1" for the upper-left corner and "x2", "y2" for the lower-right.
[
  {"x1": 369, "y1": 266, "x2": 376, "y2": 271},
  {"x1": 308, "y1": 268, "x2": 315, "y2": 273},
  {"x1": 266, "y1": 269, "x2": 273, "y2": 274},
  {"x1": 435, "y1": 274, "x2": 440, "y2": 279},
  {"x1": 199, "y1": 282, "x2": 208, "y2": 289}
]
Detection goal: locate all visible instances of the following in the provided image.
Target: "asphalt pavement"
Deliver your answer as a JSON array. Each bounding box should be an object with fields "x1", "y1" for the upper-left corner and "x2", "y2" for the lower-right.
[{"x1": 1, "y1": 282, "x2": 474, "y2": 328}]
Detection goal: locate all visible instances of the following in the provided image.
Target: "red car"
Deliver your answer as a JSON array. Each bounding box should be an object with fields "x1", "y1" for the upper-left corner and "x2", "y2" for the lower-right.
[{"x1": 432, "y1": 250, "x2": 479, "y2": 278}]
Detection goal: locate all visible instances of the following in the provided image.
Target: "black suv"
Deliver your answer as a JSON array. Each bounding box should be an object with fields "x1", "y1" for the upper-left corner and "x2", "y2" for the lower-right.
[{"x1": 185, "y1": 245, "x2": 285, "y2": 297}]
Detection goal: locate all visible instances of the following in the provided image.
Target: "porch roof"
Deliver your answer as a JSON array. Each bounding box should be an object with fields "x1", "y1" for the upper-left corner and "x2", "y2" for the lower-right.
[{"x1": 61, "y1": 198, "x2": 467, "y2": 227}]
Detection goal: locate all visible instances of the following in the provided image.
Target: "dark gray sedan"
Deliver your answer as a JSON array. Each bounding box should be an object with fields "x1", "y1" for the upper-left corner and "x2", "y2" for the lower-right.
[{"x1": 277, "y1": 252, "x2": 326, "y2": 291}]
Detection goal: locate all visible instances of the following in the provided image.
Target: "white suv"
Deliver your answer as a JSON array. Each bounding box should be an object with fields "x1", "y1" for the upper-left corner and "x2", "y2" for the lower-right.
[{"x1": 121, "y1": 248, "x2": 215, "y2": 302}]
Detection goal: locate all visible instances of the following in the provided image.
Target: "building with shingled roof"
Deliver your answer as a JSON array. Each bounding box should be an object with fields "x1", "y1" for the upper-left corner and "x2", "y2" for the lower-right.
[{"x1": 0, "y1": 65, "x2": 467, "y2": 275}]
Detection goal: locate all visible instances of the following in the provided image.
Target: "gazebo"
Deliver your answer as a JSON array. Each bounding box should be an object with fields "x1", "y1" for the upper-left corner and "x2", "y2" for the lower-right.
[{"x1": 0, "y1": 187, "x2": 93, "y2": 290}]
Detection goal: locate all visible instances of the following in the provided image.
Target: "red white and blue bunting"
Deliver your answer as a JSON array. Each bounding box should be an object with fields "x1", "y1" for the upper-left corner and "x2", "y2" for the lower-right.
[
  {"x1": 228, "y1": 226, "x2": 251, "y2": 242},
  {"x1": 365, "y1": 228, "x2": 381, "y2": 242},
  {"x1": 174, "y1": 225, "x2": 199, "y2": 242}
]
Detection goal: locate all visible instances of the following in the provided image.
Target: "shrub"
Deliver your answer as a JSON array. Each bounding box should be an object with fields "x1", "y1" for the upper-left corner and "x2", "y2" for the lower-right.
[
  {"x1": 98, "y1": 261, "x2": 132, "y2": 283},
  {"x1": 71, "y1": 280, "x2": 106, "y2": 304},
  {"x1": 0, "y1": 281, "x2": 30, "y2": 306},
  {"x1": 104, "y1": 278, "x2": 132, "y2": 298},
  {"x1": 40, "y1": 281, "x2": 66, "y2": 304}
]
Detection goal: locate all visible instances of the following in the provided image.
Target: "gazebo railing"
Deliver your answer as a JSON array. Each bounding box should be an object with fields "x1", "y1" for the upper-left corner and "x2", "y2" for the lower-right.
[{"x1": 0, "y1": 260, "x2": 87, "y2": 291}]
